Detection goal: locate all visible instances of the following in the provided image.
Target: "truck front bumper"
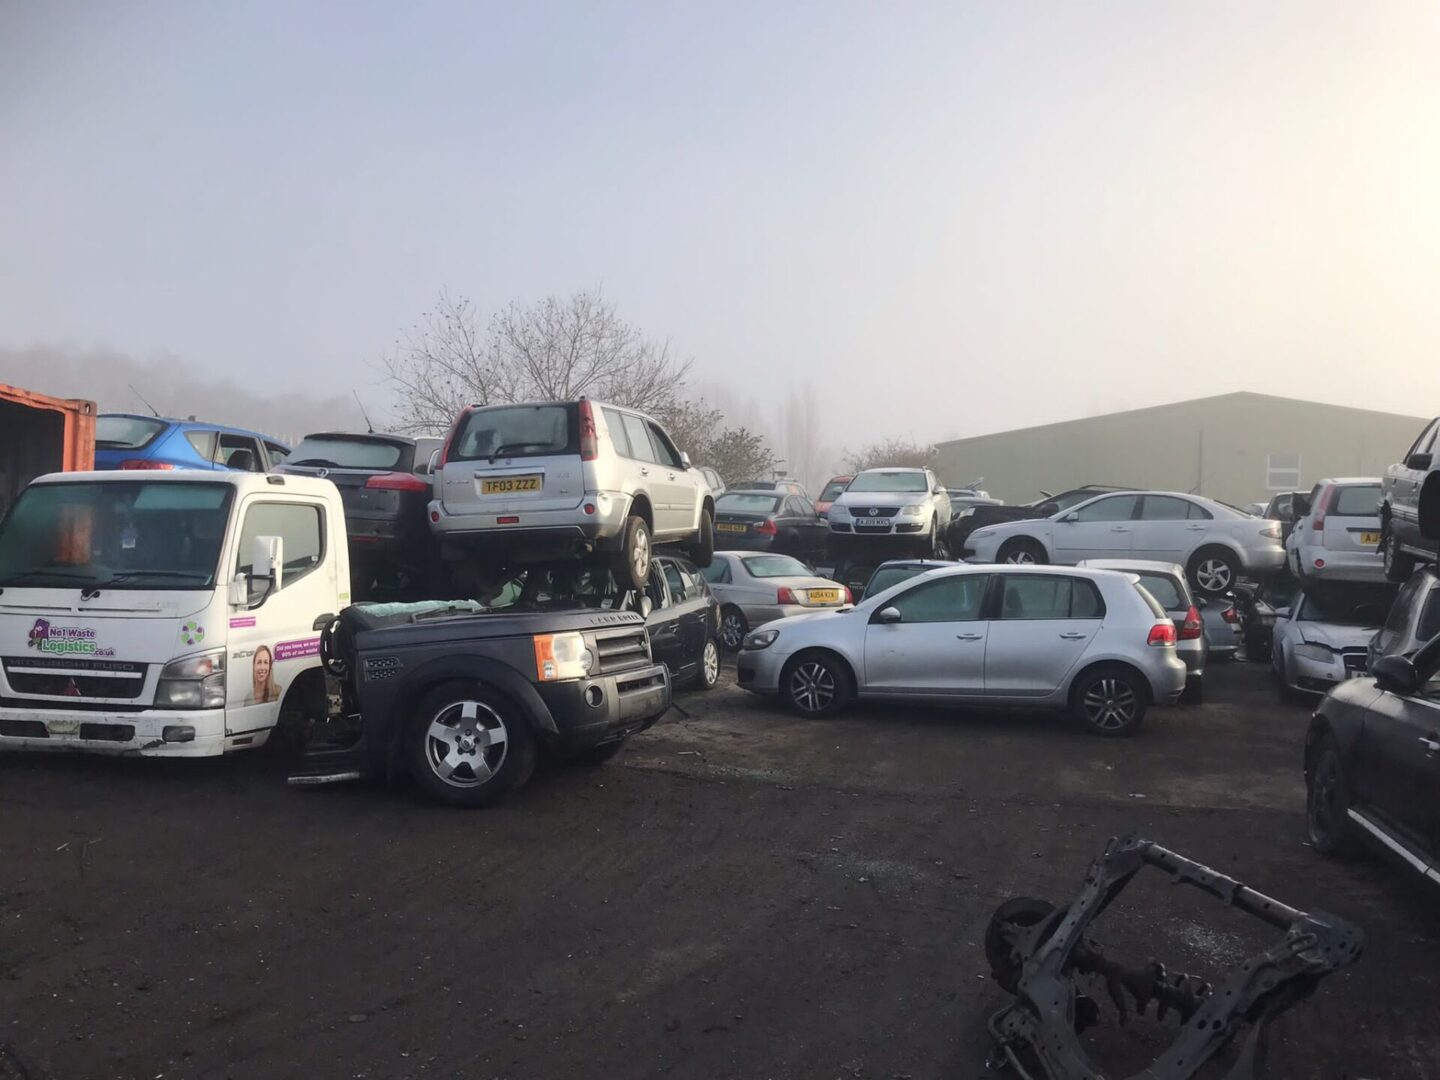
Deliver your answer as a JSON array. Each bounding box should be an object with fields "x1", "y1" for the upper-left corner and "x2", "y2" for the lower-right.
[{"x1": 0, "y1": 705, "x2": 234, "y2": 757}]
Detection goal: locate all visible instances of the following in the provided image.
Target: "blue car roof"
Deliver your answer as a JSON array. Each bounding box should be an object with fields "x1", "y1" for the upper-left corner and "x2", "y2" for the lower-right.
[{"x1": 101, "y1": 413, "x2": 288, "y2": 444}]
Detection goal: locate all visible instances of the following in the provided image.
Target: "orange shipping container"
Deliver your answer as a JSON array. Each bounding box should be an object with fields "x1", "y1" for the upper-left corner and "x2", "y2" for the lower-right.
[{"x1": 0, "y1": 384, "x2": 96, "y2": 516}]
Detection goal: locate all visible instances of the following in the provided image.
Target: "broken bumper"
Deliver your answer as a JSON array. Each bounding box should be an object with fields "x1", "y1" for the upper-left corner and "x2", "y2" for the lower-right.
[{"x1": 0, "y1": 705, "x2": 233, "y2": 757}]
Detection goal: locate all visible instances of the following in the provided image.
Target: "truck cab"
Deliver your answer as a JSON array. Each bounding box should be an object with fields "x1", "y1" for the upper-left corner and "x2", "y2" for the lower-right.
[{"x1": 0, "y1": 471, "x2": 349, "y2": 756}]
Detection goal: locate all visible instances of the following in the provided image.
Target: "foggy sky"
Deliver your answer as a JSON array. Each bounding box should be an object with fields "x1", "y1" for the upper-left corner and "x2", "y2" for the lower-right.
[{"x1": 3, "y1": 1, "x2": 1439, "y2": 457}]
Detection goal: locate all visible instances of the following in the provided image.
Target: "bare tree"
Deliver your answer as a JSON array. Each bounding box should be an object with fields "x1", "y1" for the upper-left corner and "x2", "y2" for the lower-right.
[
  {"x1": 382, "y1": 288, "x2": 692, "y2": 432},
  {"x1": 843, "y1": 438, "x2": 937, "y2": 473}
]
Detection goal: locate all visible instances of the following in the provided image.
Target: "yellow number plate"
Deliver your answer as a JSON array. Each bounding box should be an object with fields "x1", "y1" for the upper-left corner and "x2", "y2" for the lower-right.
[
  {"x1": 716, "y1": 523, "x2": 748, "y2": 533},
  {"x1": 807, "y1": 588, "x2": 841, "y2": 604},
  {"x1": 1361, "y1": 531, "x2": 1381, "y2": 546},
  {"x1": 481, "y1": 475, "x2": 542, "y2": 494}
]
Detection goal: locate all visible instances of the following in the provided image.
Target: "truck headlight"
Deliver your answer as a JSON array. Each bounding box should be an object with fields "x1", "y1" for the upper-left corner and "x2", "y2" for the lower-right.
[
  {"x1": 533, "y1": 632, "x2": 590, "y2": 681},
  {"x1": 743, "y1": 629, "x2": 779, "y2": 650},
  {"x1": 155, "y1": 649, "x2": 226, "y2": 709},
  {"x1": 1294, "y1": 643, "x2": 1336, "y2": 663}
]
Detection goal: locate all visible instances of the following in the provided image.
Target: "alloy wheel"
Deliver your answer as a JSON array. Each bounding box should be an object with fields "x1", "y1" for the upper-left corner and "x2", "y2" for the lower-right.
[
  {"x1": 424, "y1": 699, "x2": 509, "y2": 787},
  {"x1": 702, "y1": 640, "x2": 720, "y2": 686},
  {"x1": 720, "y1": 612, "x2": 746, "y2": 649},
  {"x1": 1196, "y1": 558, "x2": 1232, "y2": 593},
  {"x1": 1004, "y1": 549, "x2": 1037, "y2": 565},
  {"x1": 1081, "y1": 677, "x2": 1138, "y2": 732},
  {"x1": 789, "y1": 661, "x2": 837, "y2": 713},
  {"x1": 631, "y1": 528, "x2": 651, "y2": 581}
]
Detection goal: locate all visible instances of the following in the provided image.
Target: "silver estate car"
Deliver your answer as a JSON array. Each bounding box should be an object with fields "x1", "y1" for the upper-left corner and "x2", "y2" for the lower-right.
[
  {"x1": 429, "y1": 399, "x2": 714, "y2": 589},
  {"x1": 701, "y1": 551, "x2": 850, "y2": 650},
  {"x1": 737, "y1": 564, "x2": 1186, "y2": 735},
  {"x1": 963, "y1": 490, "x2": 1285, "y2": 596}
]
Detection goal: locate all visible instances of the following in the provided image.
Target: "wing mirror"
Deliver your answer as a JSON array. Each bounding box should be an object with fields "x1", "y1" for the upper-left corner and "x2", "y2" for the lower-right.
[
  {"x1": 875, "y1": 606, "x2": 902, "y2": 624},
  {"x1": 1373, "y1": 653, "x2": 1419, "y2": 695},
  {"x1": 679, "y1": 451, "x2": 692, "y2": 470},
  {"x1": 233, "y1": 535, "x2": 283, "y2": 608},
  {"x1": 1060, "y1": 512, "x2": 1079, "y2": 524},
  {"x1": 639, "y1": 595, "x2": 655, "y2": 618},
  {"x1": 1407, "y1": 452, "x2": 1432, "y2": 471},
  {"x1": 1292, "y1": 495, "x2": 1311, "y2": 518},
  {"x1": 428, "y1": 448, "x2": 442, "y2": 475},
  {"x1": 933, "y1": 485, "x2": 945, "y2": 495}
]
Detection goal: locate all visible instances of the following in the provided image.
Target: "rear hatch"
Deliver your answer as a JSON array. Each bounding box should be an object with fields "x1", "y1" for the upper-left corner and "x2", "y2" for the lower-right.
[
  {"x1": 440, "y1": 403, "x2": 585, "y2": 517},
  {"x1": 1321, "y1": 483, "x2": 1383, "y2": 555},
  {"x1": 282, "y1": 434, "x2": 422, "y2": 524},
  {"x1": 715, "y1": 494, "x2": 783, "y2": 538}
]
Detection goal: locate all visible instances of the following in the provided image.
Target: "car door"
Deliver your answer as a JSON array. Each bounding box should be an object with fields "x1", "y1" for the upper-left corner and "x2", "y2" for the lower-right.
[
  {"x1": 1130, "y1": 495, "x2": 1206, "y2": 563},
  {"x1": 642, "y1": 562, "x2": 687, "y2": 677},
  {"x1": 1389, "y1": 420, "x2": 1439, "y2": 543},
  {"x1": 784, "y1": 496, "x2": 822, "y2": 557},
  {"x1": 664, "y1": 558, "x2": 710, "y2": 667},
  {"x1": 862, "y1": 573, "x2": 990, "y2": 695},
  {"x1": 984, "y1": 574, "x2": 1105, "y2": 697},
  {"x1": 1051, "y1": 494, "x2": 1138, "y2": 563},
  {"x1": 1353, "y1": 670, "x2": 1440, "y2": 858},
  {"x1": 645, "y1": 421, "x2": 694, "y2": 537}
]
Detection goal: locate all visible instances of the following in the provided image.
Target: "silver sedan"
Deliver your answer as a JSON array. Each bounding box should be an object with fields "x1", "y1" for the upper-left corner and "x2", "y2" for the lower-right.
[{"x1": 700, "y1": 551, "x2": 851, "y2": 650}]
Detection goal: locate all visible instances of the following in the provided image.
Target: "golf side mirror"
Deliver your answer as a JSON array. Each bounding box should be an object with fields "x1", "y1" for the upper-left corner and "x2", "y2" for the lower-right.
[
  {"x1": 1373, "y1": 653, "x2": 1419, "y2": 695},
  {"x1": 875, "y1": 606, "x2": 902, "y2": 624}
]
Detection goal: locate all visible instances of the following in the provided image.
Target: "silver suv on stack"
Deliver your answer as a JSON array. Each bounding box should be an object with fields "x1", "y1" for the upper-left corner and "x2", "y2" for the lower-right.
[{"x1": 428, "y1": 399, "x2": 715, "y2": 588}]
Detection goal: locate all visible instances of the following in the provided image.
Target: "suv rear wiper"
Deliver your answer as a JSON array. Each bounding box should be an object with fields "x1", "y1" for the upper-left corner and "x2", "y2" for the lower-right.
[
  {"x1": 288, "y1": 458, "x2": 343, "y2": 468},
  {"x1": 489, "y1": 443, "x2": 547, "y2": 462}
]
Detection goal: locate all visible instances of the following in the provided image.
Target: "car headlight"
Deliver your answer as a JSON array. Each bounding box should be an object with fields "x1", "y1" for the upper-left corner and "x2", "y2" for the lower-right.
[
  {"x1": 1260, "y1": 524, "x2": 1281, "y2": 539},
  {"x1": 1294, "y1": 643, "x2": 1336, "y2": 663},
  {"x1": 533, "y1": 631, "x2": 590, "y2": 681},
  {"x1": 155, "y1": 649, "x2": 226, "y2": 710},
  {"x1": 830, "y1": 504, "x2": 851, "y2": 518},
  {"x1": 743, "y1": 628, "x2": 780, "y2": 650},
  {"x1": 900, "y1": 505, "x2": 923, "y2": 516}
]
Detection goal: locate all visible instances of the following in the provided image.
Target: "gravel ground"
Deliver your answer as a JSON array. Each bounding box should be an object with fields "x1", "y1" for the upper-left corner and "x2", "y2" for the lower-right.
[{"x1": 2, "y1": 659, "x2": 1437, "y2": 1080}]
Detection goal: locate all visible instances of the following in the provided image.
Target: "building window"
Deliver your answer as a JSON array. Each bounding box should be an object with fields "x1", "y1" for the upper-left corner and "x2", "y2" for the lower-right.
[{"x1": 1267, "y1": 453, "x2": 1301, "y2": 491}]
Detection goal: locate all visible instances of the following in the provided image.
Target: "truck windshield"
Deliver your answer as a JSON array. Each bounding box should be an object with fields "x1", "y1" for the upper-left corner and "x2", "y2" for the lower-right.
[{"x1": 0, "y1": 481, "x2": 234, "y2": 590}]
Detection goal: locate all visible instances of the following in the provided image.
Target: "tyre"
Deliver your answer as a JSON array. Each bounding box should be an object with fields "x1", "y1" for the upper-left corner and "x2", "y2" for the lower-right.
[
  {"x1": 780, "y1": 651, "x2": 854, "y2": 717},
  {"x1": 404, "y1": 682, "x2": 537, "y2": 807},
  {"x1": 997, "y1": 537, "x2": 1047, "y2": 565},
  {"x1": 689, "y1": 508, "x2": 715, "y2": 569},
  {"x1": 1070, "y1": 665, "x2": 1147, "y2": 735},
  {"x1": 719, "y1": 606, "x2": 749, "y2": 651},
  {"x1": 614, "y1": 515, "x2": 652, "y2": 591},
  {"x1": 1307, "y1": 735, "x2": 1362, "y2": 857},
  {"x1": 1383, "y1": 531, "x2": 1416, "y2": 583},
  {"x1": 690, "y1": 638, "x2": 721, "y2": 691},
  {"x1": 1189, "y1": 548, "x2": 1238, "y2": 596}
]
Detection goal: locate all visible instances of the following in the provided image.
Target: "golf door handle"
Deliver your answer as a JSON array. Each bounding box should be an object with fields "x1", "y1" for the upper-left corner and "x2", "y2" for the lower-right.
[
  {"x1": 1059, "y1": 632, "x2": 1087, "y2": 640},
  {"x1": 1421, "y1": 736, "x2": 1440, "y2": 753},
  {"x1": 956, "y1": 633, "x2": 983, "y2": 641}
]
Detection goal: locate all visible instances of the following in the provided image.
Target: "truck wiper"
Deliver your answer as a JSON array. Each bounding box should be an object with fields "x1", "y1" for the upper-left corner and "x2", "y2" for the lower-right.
[
  {"x1": 95, "y1": 570, "x2": 211, "y2": 586},
  {"x1": 0, "y1": 568, "x2": 101, "y2": 586}
]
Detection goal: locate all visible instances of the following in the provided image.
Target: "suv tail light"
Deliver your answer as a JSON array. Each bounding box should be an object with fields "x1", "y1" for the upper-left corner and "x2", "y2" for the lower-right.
[
  {"x1": 777, "y1": 586, "x2": 798, "y2": 605},
  {"x1": 120, "y1": 460, "x2": 175, "y2": 470},
  {"x1": 1311, "y1": 485, "x2": 1333, "y2": 532},
  {"x1": 1221, "y1": 605, "x2": 1240, "y2": 625},
  {"x1": 1179, "y1": 606, "x2": 1203, "y2": 640},
  {"x1": 438, "y1": 405, "x2": 475, "y2": 468},
  {"x1": 578, "y1": 399, "x2": 598, "y2": 462},
  {"x1": 365, "y1": 471, "x2": 430, "y2": 493},
  {"x1": 753, "y1": 519, "x2": 778, "y2": 536},
  {"x1": 1147, "y1": 622, "x2": 1177, "y2": 647}
]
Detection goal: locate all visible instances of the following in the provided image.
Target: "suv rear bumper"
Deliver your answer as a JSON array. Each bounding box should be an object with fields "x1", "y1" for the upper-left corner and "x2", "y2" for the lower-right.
[
  {"x1": 536, "y1": 663, "x2": 672, "y2": 753},
  {"x1": 429, "y1": 495, "x2": 630, "y2": 559}
]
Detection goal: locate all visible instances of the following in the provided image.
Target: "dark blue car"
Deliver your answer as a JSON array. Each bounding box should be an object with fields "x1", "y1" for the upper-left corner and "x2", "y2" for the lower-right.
[{"x1": 94, "y1": 414, "x2": 290, "y2": 472}]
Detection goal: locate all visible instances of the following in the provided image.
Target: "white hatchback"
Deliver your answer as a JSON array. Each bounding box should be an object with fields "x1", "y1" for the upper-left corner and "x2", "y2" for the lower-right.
[{"x1": 1287, "y1": 478, "x2": 1385, "y2": 584}]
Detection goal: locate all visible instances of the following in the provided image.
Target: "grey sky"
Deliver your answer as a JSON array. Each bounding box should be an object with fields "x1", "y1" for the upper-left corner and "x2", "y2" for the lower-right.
[{"x1": 3, "y1": 1, "x2": 1438, "y2": 449}]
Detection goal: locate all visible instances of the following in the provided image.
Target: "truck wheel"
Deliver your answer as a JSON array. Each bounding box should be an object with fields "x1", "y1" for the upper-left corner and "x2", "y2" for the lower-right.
[
  {"x1": 689, "y1": 508, "x2": 715, "y2": 568},
  {"x1": 1307, "y1": 736, "x2": 1362, "y2": 857},
  {"x1": 405, "y1": 682, "x2": 536, "y2": 807},
  {"x1": 614, "y1": 516, "x2": 652, "y2": 591}
]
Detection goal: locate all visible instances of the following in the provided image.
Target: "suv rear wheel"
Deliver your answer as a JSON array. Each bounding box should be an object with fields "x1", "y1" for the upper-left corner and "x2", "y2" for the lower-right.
[
  {"x1": 689, "y1": 508, "x2": 715, "y2": 569},
  {"x1": 614, "y1": 515, "x2": 652, "y2": 591},
  {"x1": 405, "y1": 682, "x2": 537, "y2": 807}
]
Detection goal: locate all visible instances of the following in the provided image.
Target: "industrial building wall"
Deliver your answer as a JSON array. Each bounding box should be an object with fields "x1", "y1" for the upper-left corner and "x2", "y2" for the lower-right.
[{"x1": 932, "y1": 394, "x2": 1429, "y2": 507}]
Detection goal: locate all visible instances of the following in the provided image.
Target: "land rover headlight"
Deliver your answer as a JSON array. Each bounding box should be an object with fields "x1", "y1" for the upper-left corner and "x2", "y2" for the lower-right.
[
  {"x1": 155, "y1": 649, "x2": 227, "y2": 709},
  {"x1": 533, "y1": 632, "x2": 590, "y2": 681}
]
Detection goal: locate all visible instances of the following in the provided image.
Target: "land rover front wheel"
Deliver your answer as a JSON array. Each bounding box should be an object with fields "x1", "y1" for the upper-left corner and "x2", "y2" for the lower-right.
[{"x1": 405, "y1": 682, "x2": 537, "y2": 807}]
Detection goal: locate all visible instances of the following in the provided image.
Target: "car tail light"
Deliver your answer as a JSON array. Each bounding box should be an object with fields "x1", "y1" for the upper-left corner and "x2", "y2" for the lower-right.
[
  {"x1": 1222, "y1": 605, "x2": 1240, "y2": 625},
  {"x1": 1179, "y1": 605, "x2": 1203, "y2": 640},
  {"x1": 777, "y1": 586, "x2": 798, "y2": 605},
  {"x1": 1311, "y1": 485, "x2": 1333, "y2": 532},
  {"x1": 578, "y1": 399, "x2": 598, "y2": 462},
  {"x1": 1147, "y1": 622, "x2": 1177, "y2": 647},
  {"x1": 1314, "y1": 557, "x2": 1326, "y2": 568},
  {"x1": 120, "y1": 460, "x2": 174, "y2": 470},
  {"x1": 438, "y1": 405, "x2": 474, "y2": 468},
  {"x1": 364, "y1": 471, "x2": 430, "y2": 492},
  {"x1": 844, "y1": 586, "x2": 854, "y2": 604},
  {"x1": 753, "y1": 519, "x2": 778, "y2": 536}
]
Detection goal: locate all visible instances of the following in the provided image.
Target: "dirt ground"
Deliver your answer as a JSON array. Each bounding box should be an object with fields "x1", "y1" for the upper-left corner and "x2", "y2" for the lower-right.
[{"x1": 2, "y1": 659, "x2": 1437, "y2": 1080}]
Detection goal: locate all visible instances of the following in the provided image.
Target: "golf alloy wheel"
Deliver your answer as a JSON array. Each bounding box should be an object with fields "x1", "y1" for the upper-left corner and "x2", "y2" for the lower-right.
[
  {"x1": 789, "y1": 660, "x2": 837, "y2": 713},
  {"x1": 424, "y1": 698, "x2": 509, "y2": 788},
  {"x1": 1081, "y1": 677, "x2": 1139, "y2": 733}
]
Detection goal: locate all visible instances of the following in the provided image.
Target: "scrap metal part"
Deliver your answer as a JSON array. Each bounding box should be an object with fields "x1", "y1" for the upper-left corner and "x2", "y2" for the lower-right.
[{"x1": 983, "y1": 835, "x2": 1363, "y2": 1080}]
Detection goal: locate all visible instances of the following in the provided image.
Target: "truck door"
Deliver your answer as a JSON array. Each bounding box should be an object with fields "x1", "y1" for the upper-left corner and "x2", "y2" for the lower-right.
[{"x1": 223, "y1": 496, "x2": 335, "y2": 746}]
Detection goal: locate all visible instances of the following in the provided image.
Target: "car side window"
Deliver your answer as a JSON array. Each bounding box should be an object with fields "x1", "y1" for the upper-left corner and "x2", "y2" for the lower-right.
[
  {"x1": 662, "y1": 561, "x2": 688, "y2": 601},
  {"x1": 218, "y1": 433, "x2": 264, "y2": 471},
  {"x1": 234, "y1": 501, "x2": 324, "y2": 598},
  {"x1": 680, "y1": 564, "x2": 707, "y2": 596},
  {"x1": 647, "y1": 424, "x2": 683, "y2": 469},
  {"x1": 1408, "y1": 420, "x2": 1440, "y2": 459},
  {"x1": 185, "y1": 430, "x2": 218, "y2": 462},
  {"x1": 885, "y1": 575, "x2": 988, "y2": 623},
  {"x1": 620, "y1": 414, "x2": 656, "y2": 464},
  {"x1": 646, "y1": 566, "x2": 668, "y2": 609},
  {"x1": 1072, "y1": 495, "x2": 1138, "y2": 523},
  {"x1": 1187, "y1": 502, "x2": 1213, "y2": 520},
  {"x1": 701, "y1": 560, "x2": 730, "y2": 585},
  {"x1": 1137, "y1": 496, "x2": 1193, "y2": 521},
  {"x1": 787, "y1": 497, "x2": 810, "y2": 517},
  {"x1": 264, "y1": 441, "x2": 290, "y2": 466},
  {"x1": 601, "y1": 408, "x2": 631, "y2": 457},
  {"x1": 999, "y1": 576, "x2": 1074, "y2": 620}
]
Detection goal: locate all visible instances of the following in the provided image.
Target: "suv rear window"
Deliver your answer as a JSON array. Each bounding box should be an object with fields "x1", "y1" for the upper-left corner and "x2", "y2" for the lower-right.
[
  {"x1": 1332, "y1": 485, "x2": 1381, "y2": 517},
  {"x1": 451, "y1": 404, "x2": 576, "y2": 462},
  {"x1": 288, "y1": 436, "x2": 406, "y2": 471},
  {"x1": 97, "y1": 415, "x2": 167, "y2": 450}
]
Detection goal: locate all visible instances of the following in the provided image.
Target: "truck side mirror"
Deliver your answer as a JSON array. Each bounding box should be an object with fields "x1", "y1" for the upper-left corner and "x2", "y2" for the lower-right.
[
  {"x1": 228, "y1": 574, "x2": 248, "y2": 608},
  {"x1": 252, "y1": 535, "x2": 284, "y2": 590}
]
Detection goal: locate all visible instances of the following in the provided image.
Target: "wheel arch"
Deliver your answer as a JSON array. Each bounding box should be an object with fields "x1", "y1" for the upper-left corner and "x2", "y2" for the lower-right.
[
  {"x1": 997, "y1": 533, "x2": 1050, "y2": 560},
  {"x1": 781, "y1": 646, "x2": 859, "y2": 695},
  {"x1": 1065, "y1": 657, "x2": 1155, "y2": 706},
  {"x1": 626, "y1": 493, "x2": 655, "y2": 531}
]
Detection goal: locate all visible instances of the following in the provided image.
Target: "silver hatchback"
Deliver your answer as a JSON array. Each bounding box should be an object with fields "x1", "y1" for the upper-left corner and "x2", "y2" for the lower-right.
[{"x1": 429, "y1": 399, "x2": 715, "y2": 588}]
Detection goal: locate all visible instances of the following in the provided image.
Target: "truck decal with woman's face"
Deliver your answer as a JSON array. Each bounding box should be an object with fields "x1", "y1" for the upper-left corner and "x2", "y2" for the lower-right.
[{"x1": 251, "y1": 644, "x2": 281, "y2": 704}]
